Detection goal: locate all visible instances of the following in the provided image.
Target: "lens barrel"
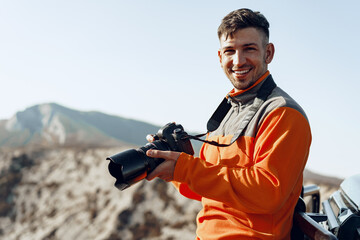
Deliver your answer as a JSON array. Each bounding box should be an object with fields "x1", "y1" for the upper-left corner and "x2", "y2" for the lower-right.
[{"x1": 107, "y1": 141, "x2": 169, "y2": 190}]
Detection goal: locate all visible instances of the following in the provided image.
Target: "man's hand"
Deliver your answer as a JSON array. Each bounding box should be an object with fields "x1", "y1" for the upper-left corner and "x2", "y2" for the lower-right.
[{"x1": 146, "y1": 149, "x2": 181, "y2": 182}]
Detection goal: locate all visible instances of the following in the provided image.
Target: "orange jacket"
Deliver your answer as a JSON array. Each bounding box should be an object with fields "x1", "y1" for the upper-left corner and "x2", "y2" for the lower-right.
[{"x1": 173, "y1": 72, "x2": 312, "y2": 239}]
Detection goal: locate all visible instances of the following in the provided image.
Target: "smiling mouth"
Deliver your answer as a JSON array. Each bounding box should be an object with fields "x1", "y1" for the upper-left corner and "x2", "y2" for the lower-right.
[{"x1": 233, "y1": 69, "x2": 251, "y2": 75}]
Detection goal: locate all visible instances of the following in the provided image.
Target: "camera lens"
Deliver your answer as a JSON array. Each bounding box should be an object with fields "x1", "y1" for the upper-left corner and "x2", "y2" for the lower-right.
[
  {"x1": 107, "y1": 149, "x2": 148, "y2": 190},
  {"x1": 107, "y1": 140, "x2": 170, "y2": 190}
]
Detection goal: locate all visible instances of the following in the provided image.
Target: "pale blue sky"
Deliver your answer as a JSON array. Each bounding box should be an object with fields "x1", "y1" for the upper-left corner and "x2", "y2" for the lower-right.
[{"x1": 1, "y1": 0, "x2": 360, "y2": 179}]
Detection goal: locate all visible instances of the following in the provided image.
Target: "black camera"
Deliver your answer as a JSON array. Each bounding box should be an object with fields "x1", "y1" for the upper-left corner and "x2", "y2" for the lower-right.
[{"x1": 107, "y1": 122, "x2": 194, "y2": 191}]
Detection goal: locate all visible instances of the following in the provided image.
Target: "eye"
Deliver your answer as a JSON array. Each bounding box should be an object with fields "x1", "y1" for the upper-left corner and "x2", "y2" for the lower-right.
[
  {"x1": 245, "y1": 47, "x2": 257, "y2": 52},
  {"x1": 223, "y1": 49, "x2": 235, "y2": 55}
]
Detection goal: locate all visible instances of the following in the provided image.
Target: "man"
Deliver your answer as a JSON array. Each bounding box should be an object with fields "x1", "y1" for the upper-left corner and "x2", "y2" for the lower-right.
[{"x1": 146, "y1": 8, "x2": 311, "y2": 239}]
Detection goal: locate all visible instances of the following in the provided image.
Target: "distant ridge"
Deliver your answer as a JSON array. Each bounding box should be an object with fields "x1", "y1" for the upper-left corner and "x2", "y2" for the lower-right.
[
  {"x1": 304, "y1": 168, "x2": 343, "y2": 187},
  {"x1": 0, "y1": 103, "x2": 161, "y2": 148}
]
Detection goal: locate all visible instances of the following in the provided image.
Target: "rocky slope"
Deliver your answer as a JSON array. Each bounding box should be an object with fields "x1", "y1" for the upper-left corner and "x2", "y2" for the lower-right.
[{"x1": 0, "y1": 147, "x2": 201, "y2": 240}]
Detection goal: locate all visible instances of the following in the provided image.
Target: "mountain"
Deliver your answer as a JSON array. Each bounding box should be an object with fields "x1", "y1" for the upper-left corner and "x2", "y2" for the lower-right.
[{"x1": 0, "y1": 103, "x2": 161, "y2": 148}]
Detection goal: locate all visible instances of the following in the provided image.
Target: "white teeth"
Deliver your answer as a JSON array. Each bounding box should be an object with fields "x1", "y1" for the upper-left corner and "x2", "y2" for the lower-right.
[{"x1": 234, "y1": 69, "x2": 250, "y2": 74}]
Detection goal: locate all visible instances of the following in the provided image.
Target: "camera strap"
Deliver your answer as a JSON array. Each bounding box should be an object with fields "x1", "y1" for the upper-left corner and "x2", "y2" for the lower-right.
[{"x1": 188, "y1": 75, "x2": 276, "y2": 147}]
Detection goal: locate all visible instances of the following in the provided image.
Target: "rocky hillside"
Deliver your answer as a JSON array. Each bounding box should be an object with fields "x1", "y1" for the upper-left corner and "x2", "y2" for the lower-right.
[{"x1": 0, "y1": 147, "x2": 201, "y2": 240}]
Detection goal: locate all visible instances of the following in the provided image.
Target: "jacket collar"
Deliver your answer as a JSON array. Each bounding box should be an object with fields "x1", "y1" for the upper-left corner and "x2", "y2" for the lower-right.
[{"x1": 227, "y1": 71, "x2": 271, "y2": 106}]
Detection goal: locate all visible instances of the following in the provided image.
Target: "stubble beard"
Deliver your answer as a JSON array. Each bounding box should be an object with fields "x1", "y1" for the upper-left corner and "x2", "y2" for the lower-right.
[{"x1": 229, "y1": 76, "x2": 257, "y2": 91}]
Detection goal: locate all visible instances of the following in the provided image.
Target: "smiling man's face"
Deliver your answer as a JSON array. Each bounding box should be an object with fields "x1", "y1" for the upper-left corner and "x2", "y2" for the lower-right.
[{"x1": 218, "y1": 27, "x2": 274, "y2": 92}]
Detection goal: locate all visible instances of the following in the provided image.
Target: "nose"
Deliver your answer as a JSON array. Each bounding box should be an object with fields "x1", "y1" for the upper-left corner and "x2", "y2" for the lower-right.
[{"x1": 233, "y1": 51, "x2": 246, "y2": 66}]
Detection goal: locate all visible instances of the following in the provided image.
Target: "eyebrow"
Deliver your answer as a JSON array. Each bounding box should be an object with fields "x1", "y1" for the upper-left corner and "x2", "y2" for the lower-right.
[
  {"x1": 221, "y1": 42, "x2": 258, "y2": 50},
  {"x1": 243, "y1": 43, "x2": 258, "y2": 47}
]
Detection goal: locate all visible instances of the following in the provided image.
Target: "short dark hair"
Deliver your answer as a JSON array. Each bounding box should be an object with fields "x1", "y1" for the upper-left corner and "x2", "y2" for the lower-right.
[{"x1": 217, "y1": 8, "x2": 270, "y2": 42}]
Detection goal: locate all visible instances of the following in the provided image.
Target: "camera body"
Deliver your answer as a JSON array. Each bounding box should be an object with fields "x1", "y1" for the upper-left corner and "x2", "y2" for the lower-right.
[{"x1": 107, "y1": 122, "x2": 194, "y2": 190}]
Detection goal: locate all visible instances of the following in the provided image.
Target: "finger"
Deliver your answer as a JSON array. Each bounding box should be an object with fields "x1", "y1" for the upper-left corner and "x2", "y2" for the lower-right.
[
  {"x1": 146, "y1": 149, "x2": 180, "y2": 161},
  {"x1": 146, "y1": 170, "x2": 157, "y2": 181},
  {"x1": 146, "y1": 161, "x2": 168, "y2": 180},
  {"x1": 146, "y1": 134, "x2": 155, "y2": 142},
  {"x1": 160, "y1": 175, "x2": 173, "y2": 182},
  {"x1": 146, "y1": 160, "x2": 176, "y2": 181}
]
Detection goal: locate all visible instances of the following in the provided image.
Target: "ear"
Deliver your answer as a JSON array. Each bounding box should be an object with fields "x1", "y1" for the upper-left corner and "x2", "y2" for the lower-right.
[
  {"x1": 218, "y1": 49, "x2": 223, "y2": 68},
  {"x1": 265, "y1": 43, "x2": 275, "y2": 64}
]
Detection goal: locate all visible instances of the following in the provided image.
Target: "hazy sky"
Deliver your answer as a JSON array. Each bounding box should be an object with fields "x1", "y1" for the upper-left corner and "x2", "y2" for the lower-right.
[{"x1": 1, "y1": 0, "x2": 360, "y2": 179}]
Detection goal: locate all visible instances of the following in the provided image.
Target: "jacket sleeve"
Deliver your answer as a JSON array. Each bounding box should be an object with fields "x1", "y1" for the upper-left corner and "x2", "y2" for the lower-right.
[
  {"x1": 171, "y1": 181, "x2": 202, "y2": 201},
  {"x1": 173, "y1": 107, "x2": 311, "y2": 214}
]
